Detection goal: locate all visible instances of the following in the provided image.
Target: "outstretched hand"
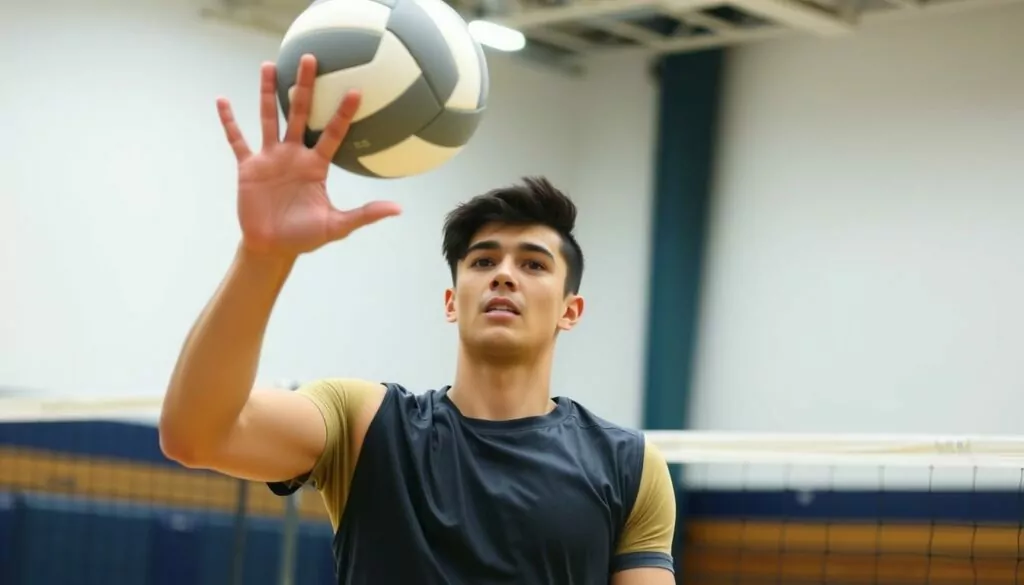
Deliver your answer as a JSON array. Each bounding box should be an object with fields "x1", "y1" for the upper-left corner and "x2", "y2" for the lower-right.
[{"x1": 216, "y1": 54, "x2": 402, "y2": 257}]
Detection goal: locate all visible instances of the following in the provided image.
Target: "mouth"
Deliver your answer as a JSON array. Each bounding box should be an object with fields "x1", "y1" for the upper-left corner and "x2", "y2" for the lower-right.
[{"x1": 483, "y1": 298, "x2": 521, "y2": 315}]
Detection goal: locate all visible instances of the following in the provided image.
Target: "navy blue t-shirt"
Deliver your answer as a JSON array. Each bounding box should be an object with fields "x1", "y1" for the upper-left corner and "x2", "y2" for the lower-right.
[{"x1": 268, "y1": 379, "x2": 676, "y2": 584}]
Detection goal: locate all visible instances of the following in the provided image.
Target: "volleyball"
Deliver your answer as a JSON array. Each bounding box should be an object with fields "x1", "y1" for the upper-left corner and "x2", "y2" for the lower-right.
[{"x1": 275, "y1": 0, "x2": 490, "y2": 179}]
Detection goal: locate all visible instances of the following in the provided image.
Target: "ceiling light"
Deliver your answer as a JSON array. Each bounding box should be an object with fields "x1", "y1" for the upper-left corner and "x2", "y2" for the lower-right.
[{"x1": 468, "y1": 19, "x2": 526, "y2": 52}]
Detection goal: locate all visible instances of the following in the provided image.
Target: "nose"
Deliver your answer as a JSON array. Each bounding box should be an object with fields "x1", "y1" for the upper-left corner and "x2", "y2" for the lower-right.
[{"x1": 489, "y1": 259, "x2": 518, "y2": 291}]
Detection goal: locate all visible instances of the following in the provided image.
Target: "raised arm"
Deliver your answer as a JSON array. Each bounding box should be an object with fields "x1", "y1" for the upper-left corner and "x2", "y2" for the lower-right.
[
  {"x1": 158, "y1": 54, "x2": 400, "y2": 483},
  {"x1": 158, "y1": 248, "x2": 327, "y2": 482}
]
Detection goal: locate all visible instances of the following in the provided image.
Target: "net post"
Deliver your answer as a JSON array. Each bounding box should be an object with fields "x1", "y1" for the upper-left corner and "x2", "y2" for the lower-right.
[
  {"x1": 277, "y1": 379, "x2": 303, "y2": 585},
  {"x1": 278, "y1": 489, "x2": 303, "y2": 585},
  {"x1": 229, "y1": 478, "x2": 250, "y2": 585}
]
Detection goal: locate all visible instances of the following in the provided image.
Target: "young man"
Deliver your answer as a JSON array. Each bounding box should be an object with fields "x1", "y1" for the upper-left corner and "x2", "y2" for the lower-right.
[{"x1": 159, "y1": 55, "x2": 676, "y2": 584}]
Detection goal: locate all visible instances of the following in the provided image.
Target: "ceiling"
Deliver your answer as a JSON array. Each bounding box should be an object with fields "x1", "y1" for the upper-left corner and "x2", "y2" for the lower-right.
[{"x1": 201, "y1": 0, "x2": 1024, "y2": 73}]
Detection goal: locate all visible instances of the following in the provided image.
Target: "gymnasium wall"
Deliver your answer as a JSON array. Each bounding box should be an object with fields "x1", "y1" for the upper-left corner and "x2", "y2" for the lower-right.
[
  {"x1": 0, "y1": 0, "x2": 657, "y2": 426},
  {"x1": 690, "y1": 4, "x2": 1024, "y2": 436}
]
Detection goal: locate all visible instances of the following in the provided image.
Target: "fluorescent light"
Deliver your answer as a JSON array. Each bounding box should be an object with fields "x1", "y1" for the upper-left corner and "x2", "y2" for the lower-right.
[{"x1": 468, "y1": 19, "x2": 526, "y2": 52}]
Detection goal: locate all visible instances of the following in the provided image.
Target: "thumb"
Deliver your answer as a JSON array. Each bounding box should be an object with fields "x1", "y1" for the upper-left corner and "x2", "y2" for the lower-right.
[{"x1": 327, "y1": 200, "x2": 403, "y2": 241}]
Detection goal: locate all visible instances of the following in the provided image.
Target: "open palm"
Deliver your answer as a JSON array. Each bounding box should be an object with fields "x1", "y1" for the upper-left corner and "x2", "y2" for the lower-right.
[{"x1": 217, "y1": 55, "x2": 401, "y2": 257}]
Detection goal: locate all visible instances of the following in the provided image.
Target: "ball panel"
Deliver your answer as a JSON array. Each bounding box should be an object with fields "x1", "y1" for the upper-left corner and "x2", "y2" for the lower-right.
[
  {"x1": 386, "y1": 0, "x2": 459, "y2": 105},
  {"x1": 282, "y1": 0, "x2": 391, "y2": 45},
  {"x1": 277, "y1": 29, "x2": 383, "y2": 127},
  {"x1": 279, "y1": 29, "x2": 382, "y2": 76},
  {"x1": 341, "y1": 74, "x2": 441, "y2": 156},
  {"x1": 279, "y1": 30, "x2": 421, "y2": 131},
  {"x1": 349, "y1": 30, "x2": 425, "y2": 123},
  {"x1": 304, "y1": 129, "x2": 382, "y2": 177},
  {"x1": 416, "y1": 107, "x2": 483, "y2": 148},
  {"x1": 412, "y1": 0, "x2": 483, "y2": 110},
  {"x1": 471, "y1": 37, "x2": 489, "y2": 108},
  {"x1": 358, "y1": 135, "x2": 462, "y2": 178}
]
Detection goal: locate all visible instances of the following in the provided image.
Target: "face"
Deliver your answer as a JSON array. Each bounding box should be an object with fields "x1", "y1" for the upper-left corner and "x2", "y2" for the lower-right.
[{"x1": 444, "y1": 223, "x2": 584, "y2": 361}]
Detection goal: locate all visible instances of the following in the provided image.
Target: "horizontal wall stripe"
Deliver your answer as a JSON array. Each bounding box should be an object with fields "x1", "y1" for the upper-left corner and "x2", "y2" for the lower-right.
[
  {"x1": 688, "y1": 489, "x2": 1024, "y2": 524},
  {"x1": 688, "y1": 520, "x2": 1023, "y2": 556},
  {"x1": 0, "y1": 420, "x2": 172, "y2": 467},
  {"x1": 683, "y1": 520, "x2": 1024, "y2": 585},
  {"x1": 0, "y1": 446, "x2": 330, "y2": 523}
]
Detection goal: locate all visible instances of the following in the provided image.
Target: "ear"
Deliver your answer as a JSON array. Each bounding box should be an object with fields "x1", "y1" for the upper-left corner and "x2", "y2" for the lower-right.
[
  {"x1": 444, "y1": 287, "x2": 457, "y2": 323},
  {"x1": 557, "y1": 294, "x2": 584, "y2": 332}
]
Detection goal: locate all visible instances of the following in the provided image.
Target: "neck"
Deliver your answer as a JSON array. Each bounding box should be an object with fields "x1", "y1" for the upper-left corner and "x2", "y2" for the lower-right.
[{"x1": 447, "y1": 343, "x2": 556, "y2": 421}]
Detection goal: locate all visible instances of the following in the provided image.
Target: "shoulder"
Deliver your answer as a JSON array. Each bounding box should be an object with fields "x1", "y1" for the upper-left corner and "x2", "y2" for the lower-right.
[
  {"x1": 323, "y1": 381, "x2": 456, "y2": 439},
  {"x1": 562, "y1": 397, "x2": 648, "y2": 461},
  {"x1": 565, "y1": 399, "x2": 673, "y2": 510},
  {"x1": 295, "y1": 377, "x2": 387, "y2": 410},
  {"x1": 375, "y1": 382, "x2": 448, "y2": 417},
  {"x1": 264, "y1": 378, "x2": 388, "y2": 501},
  {"x1": 561, "y1": 399, "x2": 677, "y2": 572},
  {"x1": 298, "y1": 377, "x2": 388, "y2": 422},
  {"x1": 613, "y1": 437, "x2": 676, "y2": 568},
  {"x1": 563, "y1": 397, "x2": 643, "y2": 436},
  {"x1": 559, "y1": 398, "x2": 654, "y2": 502},
  {"x1": 581, "y1": 426, "x2": 675, "y2": 573},
  {"x1": 295, "y1": 378, "x2": 448, "y2": 429}
]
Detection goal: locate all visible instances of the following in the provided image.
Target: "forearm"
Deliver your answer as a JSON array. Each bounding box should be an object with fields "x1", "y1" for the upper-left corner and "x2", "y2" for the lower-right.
[{"x1": 159, "y1": 244, "x2": 296, "y2": 460}]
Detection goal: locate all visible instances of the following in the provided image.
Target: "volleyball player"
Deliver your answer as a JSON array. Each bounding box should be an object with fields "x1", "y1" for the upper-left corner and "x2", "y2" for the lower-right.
[{"x1": 159, "y1": 55, "x2": 677, "y2": 584}]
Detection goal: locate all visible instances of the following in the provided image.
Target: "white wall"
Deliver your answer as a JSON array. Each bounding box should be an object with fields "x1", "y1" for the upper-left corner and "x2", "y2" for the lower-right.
[
  {"x1": 692, "y1": 4, "x2": 1024, "y2": 437},
  {"x1": 552, "y1": 51, "x2": 658, "y2": 428},
  {"x1": 0, "y1": 0, "x2": 656, "y2": 426}
]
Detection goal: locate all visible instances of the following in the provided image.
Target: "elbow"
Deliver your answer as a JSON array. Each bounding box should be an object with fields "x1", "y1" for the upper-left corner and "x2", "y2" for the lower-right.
[
  {"x1": 158, "y1": 417, "x2": 206, "y2": 469},
  {"x1": 158, "y1": 412, "x2": 232, "y2": 470},
  {"x1": 158, "y1": 427, "x2": 197, "y2": 468}
]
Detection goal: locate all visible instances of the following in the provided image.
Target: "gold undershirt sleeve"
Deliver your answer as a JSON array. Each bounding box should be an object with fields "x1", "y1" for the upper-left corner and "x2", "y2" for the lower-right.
[
  {"x1": 295, "y1": 378, "x2": 384, "y2": 530},
  {"x1": 614, "y1": 439, "x2": 676, "y2": 558}
]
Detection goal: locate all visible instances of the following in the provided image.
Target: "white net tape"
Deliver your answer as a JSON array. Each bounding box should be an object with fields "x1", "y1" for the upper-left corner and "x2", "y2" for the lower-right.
[
  {"x1": 647, "y1": 430, "x2": 1024, "y2": 469},
  {"x1": 0, "y1": 395, "x2": 165, "y2": 422}
]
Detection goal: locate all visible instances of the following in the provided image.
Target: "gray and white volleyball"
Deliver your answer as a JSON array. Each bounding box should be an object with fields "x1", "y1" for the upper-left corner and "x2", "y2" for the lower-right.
[{"x1": 276, "y1": 0, "x2": 490, "y2": 179}]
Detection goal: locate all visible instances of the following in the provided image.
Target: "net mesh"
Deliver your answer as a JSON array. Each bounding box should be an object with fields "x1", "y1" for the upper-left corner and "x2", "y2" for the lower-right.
[
  {"x1": 1, "y1": 397, "x2": 1022, "y2": 585},
  {"x1": 652, "y1": 431, "x2": 1024, "y2": 585}
]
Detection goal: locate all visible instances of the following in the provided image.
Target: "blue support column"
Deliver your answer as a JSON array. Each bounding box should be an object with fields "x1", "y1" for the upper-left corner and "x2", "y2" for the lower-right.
[
  {"x1": 642, "y1": 48, "x2": 724, "y2": 578},
  {"x1": 643, "y1": 48, "x2": 723, "y2": 433}
]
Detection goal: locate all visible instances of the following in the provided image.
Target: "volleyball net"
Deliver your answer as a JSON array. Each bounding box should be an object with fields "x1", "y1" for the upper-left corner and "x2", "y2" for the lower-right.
[
  {"x1": 653, "y1": 430, "x2": 1024, "y2": 584},
  {"x1": 1, "y1": 395, "x2": 1023, "y2": 585}
]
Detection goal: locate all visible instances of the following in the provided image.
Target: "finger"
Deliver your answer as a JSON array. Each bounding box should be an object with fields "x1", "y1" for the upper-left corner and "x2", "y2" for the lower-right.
[
  {"x1": 259, "y1": 62, "x2": 281, "y2": 148},
  {"x1": 326, "y1": 201, "x2": 403, "y2": 241},
  {"x1": 216, "y1": 98, "x2": 252, "y2": 162},
  {"x1": 284, "y1": 54, "x2": 318, "y2": 144},
  {"x1": 314, "y1": 89, "x2": 362, "y2": 160}
]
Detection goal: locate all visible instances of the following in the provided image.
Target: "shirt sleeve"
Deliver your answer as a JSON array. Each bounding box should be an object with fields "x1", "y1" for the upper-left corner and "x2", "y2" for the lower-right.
[
  {"x1": 266, "y1": 378, "x2": 384, "y2": 530},
  {"x1": 611, "y1": 438, "x2": 677, "y2": 574}
]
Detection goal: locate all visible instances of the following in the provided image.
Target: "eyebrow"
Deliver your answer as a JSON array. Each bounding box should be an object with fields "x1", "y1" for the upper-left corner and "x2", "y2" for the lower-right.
[{"x1": 465, "y1": 240, "x2": 556, "y2": 262}]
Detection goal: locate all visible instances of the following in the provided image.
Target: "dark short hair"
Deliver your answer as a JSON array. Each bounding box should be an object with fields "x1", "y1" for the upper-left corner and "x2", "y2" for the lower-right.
[{"x1": 442, "y1": 176, "x2": 584, "y2": 295}]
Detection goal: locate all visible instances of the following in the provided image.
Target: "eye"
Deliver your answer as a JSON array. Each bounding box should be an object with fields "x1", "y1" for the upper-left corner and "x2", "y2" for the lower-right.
[
  {"x1": 524, "y1": 260, "x2": 546, "y2": 271},
  {"x1": 470, "y1": 257, "x2": 495, "y2": 268}
]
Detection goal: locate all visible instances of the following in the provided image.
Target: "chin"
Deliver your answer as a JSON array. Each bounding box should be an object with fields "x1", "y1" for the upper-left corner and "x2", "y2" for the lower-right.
[{"x1": 464, "y1": 329, "x2": 528, "y2": 355}]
